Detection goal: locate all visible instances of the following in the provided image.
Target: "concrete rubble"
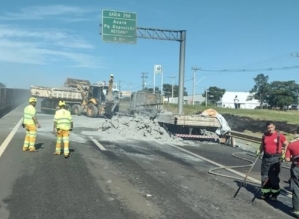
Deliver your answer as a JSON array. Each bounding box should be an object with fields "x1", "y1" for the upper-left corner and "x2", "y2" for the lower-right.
[{"x1": 82, "y1": 114, "x2": 186, "y2": 145}]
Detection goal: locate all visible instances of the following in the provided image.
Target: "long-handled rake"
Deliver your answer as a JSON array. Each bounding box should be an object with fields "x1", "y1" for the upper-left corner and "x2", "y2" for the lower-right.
[{"x1": 233, "y1": 155, "x2": 260, "y2": 199}]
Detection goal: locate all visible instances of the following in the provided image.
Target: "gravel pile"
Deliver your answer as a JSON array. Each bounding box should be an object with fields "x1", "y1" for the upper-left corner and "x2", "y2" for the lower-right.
[{"x1": 94, "y1": 114, "x2": 184, "y2": 144}]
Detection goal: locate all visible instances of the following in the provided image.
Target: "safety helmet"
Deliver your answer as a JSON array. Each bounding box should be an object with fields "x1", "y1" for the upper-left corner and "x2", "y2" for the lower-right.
[
  {"x1": 58, "y1": 101, "x2": 66, "y2": 106},
  {"x1": 29, "y1": 97, "x2": 37, "y2": 103},
  {"x1": 110, "y1": 74, "x2": 114, "y2": 78}
]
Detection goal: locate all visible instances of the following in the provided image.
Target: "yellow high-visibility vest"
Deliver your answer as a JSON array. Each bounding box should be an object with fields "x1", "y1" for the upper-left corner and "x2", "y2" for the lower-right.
[
  {"x1": 54, "y1": 109, "x2": 72, "y2": 130},
  {"x1": 23, "y1": 105, "x2": 36, "y2": 125}
]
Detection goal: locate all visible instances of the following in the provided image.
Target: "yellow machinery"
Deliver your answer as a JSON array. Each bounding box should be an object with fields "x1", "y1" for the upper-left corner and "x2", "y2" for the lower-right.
[{"x1": 31, "y1": 74, "x2": 120, "y2": 118}]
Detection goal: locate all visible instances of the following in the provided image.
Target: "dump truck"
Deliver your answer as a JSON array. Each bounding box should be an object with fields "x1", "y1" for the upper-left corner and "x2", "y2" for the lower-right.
[
  {"x1": 30, "y1": 75, "x2": 120, "y2": 118},
  {"x1": 125, "y1": 91, "x2": 230, "y2": 143}
]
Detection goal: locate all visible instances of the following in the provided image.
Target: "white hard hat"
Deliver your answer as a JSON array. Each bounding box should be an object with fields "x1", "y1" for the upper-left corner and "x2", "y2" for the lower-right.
[{"x1": 110, "y1": 74, "x2": 114, "y2": 77}]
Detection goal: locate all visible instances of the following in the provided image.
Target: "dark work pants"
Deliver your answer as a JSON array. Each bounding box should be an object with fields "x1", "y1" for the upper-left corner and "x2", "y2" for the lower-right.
[
  {"x1": 291, "y1": 165, "x2": 299, "y2": 215},
  {"x1": 261, "y1": 156, "x2": 281, "y2": 197}
]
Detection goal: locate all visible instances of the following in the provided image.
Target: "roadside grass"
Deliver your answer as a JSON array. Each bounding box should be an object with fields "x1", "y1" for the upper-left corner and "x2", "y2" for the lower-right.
[{"x1": 163, "y1": 103, "x2": 299, "y2": 125}]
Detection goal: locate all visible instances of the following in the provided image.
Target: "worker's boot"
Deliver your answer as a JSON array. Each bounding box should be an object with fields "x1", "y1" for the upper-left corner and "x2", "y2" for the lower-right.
[
  {"x1": 53, "y1": 152, "x2": 61, "y2": 155},
  {"x1": 270, "y1": 196, "x2": 277, "y2": 202},
  {"x1": 260, "y1": 193, "x2": 270, "y2": 200},
  {"x1": 22, "y1": 147, "x2": 28, "y2": 151},
  {"x1": 64, "y1": 154, "x2": 69, "y2": 158},
  {"x1": 29, "y1": 147, "x2": 38, "y2": 152}
]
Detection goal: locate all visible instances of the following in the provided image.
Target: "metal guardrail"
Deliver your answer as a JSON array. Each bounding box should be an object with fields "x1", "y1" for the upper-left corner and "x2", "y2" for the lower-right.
[{"x1": 227, "y1": 130, "x2": 261, "y2": 145}]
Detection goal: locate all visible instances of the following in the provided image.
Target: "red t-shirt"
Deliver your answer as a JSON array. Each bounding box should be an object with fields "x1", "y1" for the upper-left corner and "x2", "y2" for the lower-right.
[
  {"x1": 263, "y1": 131, "x2": 286, "y2": 154},
  {"x1": 285, "y1": 140, "x2": 299, "y2": 159}
]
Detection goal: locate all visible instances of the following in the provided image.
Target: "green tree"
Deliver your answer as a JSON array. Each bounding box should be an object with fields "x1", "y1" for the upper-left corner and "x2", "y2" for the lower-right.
[
  {"x1": 162, "y1": 84, "x2": 188, "y2": 97},
  {"x1": 202, "y1": 86, "x2": 226, "y2": 104},
  {"x1": 265, "y1": 80, "x2": 299, "y2": 108},
  {"x1": 250, "y1": 73, "x2": 269, "y2": 108}
]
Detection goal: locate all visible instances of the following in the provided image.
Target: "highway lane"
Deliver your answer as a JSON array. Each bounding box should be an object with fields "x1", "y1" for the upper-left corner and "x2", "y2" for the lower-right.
[{"x1": 0, "y1": 105, "x2": 296, "y2": 219}]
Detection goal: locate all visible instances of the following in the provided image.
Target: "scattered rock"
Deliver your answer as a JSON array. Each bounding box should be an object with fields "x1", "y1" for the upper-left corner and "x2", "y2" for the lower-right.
[{"x1": 82, "y1": 114, "x2": 187, "y2": 145}]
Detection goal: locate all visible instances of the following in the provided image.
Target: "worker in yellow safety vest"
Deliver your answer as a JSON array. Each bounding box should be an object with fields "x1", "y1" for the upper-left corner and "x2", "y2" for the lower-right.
[
  {"x1": 22, "y1": 97, "x2": 41, "y2": 152},
  {"x1": 53, "y1": 101, "x2": 73, "y2": 158}
]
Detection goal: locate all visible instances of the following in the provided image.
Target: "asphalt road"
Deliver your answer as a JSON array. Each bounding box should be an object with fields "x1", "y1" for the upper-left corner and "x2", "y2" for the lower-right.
[{"x1": 0, "y1": 104, "x2": 296, "y2": 219}]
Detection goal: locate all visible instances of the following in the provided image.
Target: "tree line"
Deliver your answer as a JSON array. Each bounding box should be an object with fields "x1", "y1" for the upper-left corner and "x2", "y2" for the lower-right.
[
  {"x1": 141, "y1": 73, "x2": 299, "y2": 108},
  {"x1": 201, "y1": 73, "x2": 299, "y2": 108},
  {"x1": 249, "y1": 73, "x2": 299, "y2": 108}
]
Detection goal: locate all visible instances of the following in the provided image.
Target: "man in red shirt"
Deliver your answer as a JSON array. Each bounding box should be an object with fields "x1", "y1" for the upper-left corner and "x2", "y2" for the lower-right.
[
  {"x1": 256, "y1": 121, "x2": 289, "y2": 201},
  {"x1": 285, "y1": 127, "x2": 299, "y2": 218}
]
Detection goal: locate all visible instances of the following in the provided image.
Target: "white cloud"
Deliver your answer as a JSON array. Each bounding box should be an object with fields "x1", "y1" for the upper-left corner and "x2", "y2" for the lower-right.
[
  {"x1": 0, "y1": 26, "x2": 95, "y2": 49},
  {"x1": 0, "y1": 26, "x2": 103, "y2": 68},
  {"x1": 0, "y1": 39, "x2": 103, "y2": 68},
  {"x1": 0, "y1": 5, "x2": 98, "y2": 21},
  {"x1": 0, "y1": 5, "x2": 104, "y2": 68}
]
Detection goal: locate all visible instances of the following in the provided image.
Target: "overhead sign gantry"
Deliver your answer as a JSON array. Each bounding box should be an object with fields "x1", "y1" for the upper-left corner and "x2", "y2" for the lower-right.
[{"x1": 100, "y1": 9, "x2": 186, "y2": 115}]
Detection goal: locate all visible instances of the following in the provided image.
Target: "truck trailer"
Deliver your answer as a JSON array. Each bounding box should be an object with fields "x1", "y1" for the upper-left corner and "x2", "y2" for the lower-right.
[{"x1": 30, "y1": 75, "x2": 120, "y2": 118}]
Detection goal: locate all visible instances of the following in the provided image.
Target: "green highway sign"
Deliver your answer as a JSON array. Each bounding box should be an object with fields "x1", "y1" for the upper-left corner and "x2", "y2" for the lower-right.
[{"x1": 102, "y1": 9, "x2": 137, "y2": 44}]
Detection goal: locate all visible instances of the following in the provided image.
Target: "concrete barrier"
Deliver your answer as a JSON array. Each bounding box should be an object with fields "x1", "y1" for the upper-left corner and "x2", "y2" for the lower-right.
[{"x1": 0, "y1": 88, "x2": 30, "y2": 118}]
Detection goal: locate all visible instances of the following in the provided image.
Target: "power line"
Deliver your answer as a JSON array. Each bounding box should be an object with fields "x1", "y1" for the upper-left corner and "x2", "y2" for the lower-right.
[
  {"x1": 230, "y1": 53, "x2": 291, "y2": 70},
  {"x1": 199, "y1": 65, "x2": 299, "y2": 73}
]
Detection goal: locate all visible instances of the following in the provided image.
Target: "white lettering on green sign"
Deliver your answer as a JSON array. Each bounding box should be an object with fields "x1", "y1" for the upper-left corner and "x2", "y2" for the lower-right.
[{"x1": 108, "y1": 12, "x2": 121, "y2": 17}]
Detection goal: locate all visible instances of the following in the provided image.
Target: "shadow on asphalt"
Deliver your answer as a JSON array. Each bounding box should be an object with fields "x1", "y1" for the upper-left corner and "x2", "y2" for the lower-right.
[
  {"x1": 35, "y1": 143, "x2": 44, "y2": 150},
  {"x1": 233, "y1": 180, "x2": 294, "y2": 217}
]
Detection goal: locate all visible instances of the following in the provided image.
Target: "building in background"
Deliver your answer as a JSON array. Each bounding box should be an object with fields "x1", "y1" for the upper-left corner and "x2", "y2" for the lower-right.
[
  {"x1": 217, "y1": 91, "x2": 260, "y2": 109},
  {"x1": 164, "y1": 94, "x2": 206, "y2": 105},
  {"x1": 120, "y1": 91, "x2": 132, "y2": 98}
]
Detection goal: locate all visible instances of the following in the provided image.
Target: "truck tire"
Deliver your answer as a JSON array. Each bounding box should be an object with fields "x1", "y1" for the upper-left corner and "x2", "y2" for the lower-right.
[
  {"x1": 65, "y1": 104, "x2": 71, "y2": 112},
  {"x1": 71, "y1": 104, "x2": 82, "y2": 116},
  {"x1": 86, "y1": 103, "x2": 98, "y2": 118},
  {"x1": 114, "y1": 104, "x2": 119, "y2": 114}
]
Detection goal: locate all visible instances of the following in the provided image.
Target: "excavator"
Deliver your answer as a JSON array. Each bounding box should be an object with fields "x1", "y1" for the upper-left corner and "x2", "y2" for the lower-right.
[
  {"x1": 64, "y1": 74, "x2": 120, "y2": 118},
  {"x1": 30, "y1": 74, "x2": 120, "y2": 118}
]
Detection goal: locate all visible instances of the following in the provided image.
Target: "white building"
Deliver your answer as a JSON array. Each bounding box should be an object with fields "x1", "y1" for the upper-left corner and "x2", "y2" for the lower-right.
[
  {"x1": 120, "y1": 91, "x2": 132, "y2": 98},
  {"x1": 217, "y1": 91, "x2": 260, "y2": 109},
  {"x1": 164, "y1": 94, "x2": 206, "y2": 105}
]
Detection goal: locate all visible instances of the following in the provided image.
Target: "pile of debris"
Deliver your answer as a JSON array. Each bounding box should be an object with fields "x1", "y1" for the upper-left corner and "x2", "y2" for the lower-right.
[{"x1": 97, "y1": 114, "x2": 184, "y2": 144}]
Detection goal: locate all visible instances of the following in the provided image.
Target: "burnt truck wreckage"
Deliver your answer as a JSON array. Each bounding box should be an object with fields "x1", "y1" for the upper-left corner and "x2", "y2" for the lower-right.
[{"x1": 127, "y1": 91, "x2": 232, "y2": 143}]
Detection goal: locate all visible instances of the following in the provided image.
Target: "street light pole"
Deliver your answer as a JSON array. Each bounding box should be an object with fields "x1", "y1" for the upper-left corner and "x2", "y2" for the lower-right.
[
  {"x1": 168, "y1": 76, "x2": 176, "y2": 103},
  {"x1": 191, "y1": 66, "x2": 200, "y2": 105}
]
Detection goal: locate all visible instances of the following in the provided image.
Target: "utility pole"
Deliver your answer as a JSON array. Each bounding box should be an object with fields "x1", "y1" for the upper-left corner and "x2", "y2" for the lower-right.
[
  {"x1": 118, "y1": 80, "x2": 122, "y2": 92},
  {"x1": 168, "y1": 76, "x2": 176, "y2": 103},
  {"x1": 291, "y1": 53, "x2": 299, "y2": 114},
  {"x1": 128, "y1": 82, "x2": 132, "y2": 93},
  {"x1": 141, "y1": 72, "x2": 148, "y2": 91},
  {"x1": 205, "y1": 88, "x2": 208, "y2": 107},
  {"x1": 191, "y1": 66, "x2": 200, "y2": 105}
]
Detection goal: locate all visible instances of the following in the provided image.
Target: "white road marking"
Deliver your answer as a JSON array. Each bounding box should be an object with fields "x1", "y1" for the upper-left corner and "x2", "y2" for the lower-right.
[
  {"x1": 169, "y1": 144, "x2": 292, "y2": 198},
  {"x1": 89, "y1": 137, "x2": 107, "y2": 151},
  {"x1": 0, "y1": 117, "x2": 23, "y2": 158}
]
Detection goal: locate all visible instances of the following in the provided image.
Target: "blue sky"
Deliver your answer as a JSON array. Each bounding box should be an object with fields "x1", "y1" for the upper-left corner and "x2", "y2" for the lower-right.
[{"x1": 0, "y1": 0, "x2": 298, "y2": 96}]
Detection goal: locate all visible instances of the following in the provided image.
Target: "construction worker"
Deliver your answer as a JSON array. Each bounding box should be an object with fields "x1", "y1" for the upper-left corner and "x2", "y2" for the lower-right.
[
  {"x1": 256, "y1": 121, "x2": 289, "y2": 201},
  {"x1": 285, "y1": 127, "x2": 299, "y2": 218},
  {"x1": 53, "y1": 101, "x2": 73, "y2": 158},
  {"x1": 22, "y1": 97, "x2": 41, "y2": 152}
]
